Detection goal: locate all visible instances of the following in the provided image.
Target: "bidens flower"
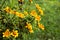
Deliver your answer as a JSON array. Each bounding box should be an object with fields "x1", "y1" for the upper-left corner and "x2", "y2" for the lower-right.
[
  {"x1": 29, "y1": 29, "x2": 34, "y2": 33},
  {"x1": 35, "y1": 15, "x2": 41, "y2": 22},
  {"x1": 3, "y1": 29, "x2": 10, "y2": 38},
  {"x1": 4, "y1": 7, "x2": 15, "y2": 14},
  {"x1": 25, "y1": 22, "x2": 32, "y2": 30},
  {"x1": 11, "y1": 30, "x2": 18, "y2": 38},
  {"x1": 25, "y1": 22, "x2": 34, "y2": 33},
  {"x1": 30, "y1": 10, "x2": 37, "y2": 17},
  {"x1": 38, "y1": 23, "x2": 45, "y2": 30},
  {"x1": 15, "y1": 12, "x2": 25, "y2": 18},
  {"x1": 4, "y1": 6, "x2": 11, "y2": 13},
  {"x1": 35, "y1": 4, "x2": 41, "y2": 10},
  {"x1": 39, "y1": 9, "x2": 44, "y2": 15},
  {"x1": 35, "y1": 4, "x2": 44, "y2": 15}
]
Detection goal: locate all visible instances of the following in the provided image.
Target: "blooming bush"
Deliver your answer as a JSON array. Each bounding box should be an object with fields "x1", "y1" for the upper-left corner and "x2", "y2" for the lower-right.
[{"x1": 0, "y1": 0, "x2": 60, "y2": 40}]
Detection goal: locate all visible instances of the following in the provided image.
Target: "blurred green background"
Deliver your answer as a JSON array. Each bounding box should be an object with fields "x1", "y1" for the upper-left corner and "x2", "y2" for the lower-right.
[{"x1": 0, "y1": 0, "x2": 60, "y2": 40}]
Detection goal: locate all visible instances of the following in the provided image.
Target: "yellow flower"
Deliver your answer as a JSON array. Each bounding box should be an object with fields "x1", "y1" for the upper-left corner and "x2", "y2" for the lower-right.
[
  {"x1": 24, "y1": 11, "x2": 28, "y2": 16},
  {"x1": 35, "y1": 4, "x2": 44, "y2": 15},
  {"x1": 12, "y1": 10, "x2": 17, "y2": 14},
  {"x1": 25, "y1": 22, "x2": 34, "y2": 33},
  {"x1": 3, "y1": 29, "x2": 10, "y2": 38},
  {"x1": 29, "y1": 29, "x2": 34, "y2": 33},
  {"x1": 9, "y1": 10, "x2": 15, "y2": 14},
  {"x1": 39, "y1": 9, "x2": 44, "y2": 15},
  {"x1": 11, "y1": 30, "x2": 18, "y2": 38},
  {"x1": 30, "y1": 10, "x2": 37, "y2": 17},
  {"x1": 16, "y1": 12, "x2": 25, "y2": 18},
  {"x1": 4, "y1": 6, "x2": 11, "y2": 13},
  {"x1": 4, "y1": 6, "x2": 17, "y2": 15},
  {"x1": 25, "y1": 22, "x2": 32, "y2": 30},
  {"x1": 35, "y1": 15, "x2": 41, "y2": 22},
  {"x1": 15, "y1": 12, "x2": 20, "y2": 16},
  {"x1": 38, "y1": 23, "x2": 45, "y2": 30},
  {"x1": 35, "y1": 4, "x2": 41, "y2": 10}
]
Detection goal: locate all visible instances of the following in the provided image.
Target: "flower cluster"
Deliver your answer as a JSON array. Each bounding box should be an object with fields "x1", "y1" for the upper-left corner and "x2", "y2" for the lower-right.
[
  {"x1": 3, "y1": 1, "x2": 45, "y2": 34},
  {"x1": 4, "y1": 5, "x2": 45, "y2": 33},
  {"x1": 3, "y1": 29, "x2": 18, "y2": 38},
  {"x1": 4, "y1": 6, "x2": 25, "y2": 18},
  {"x1": 30, "y1": 10, "x2": 44, "y2": 30},
  {"x1": 35, "y1": 4, "x2": 44, "y2": 15},
  {"x1": 30, "y1": 10, "x2": 41, "y2": 22},
  {"x1": 0, "y1": 0, "x2": 46, "y2": 40}
]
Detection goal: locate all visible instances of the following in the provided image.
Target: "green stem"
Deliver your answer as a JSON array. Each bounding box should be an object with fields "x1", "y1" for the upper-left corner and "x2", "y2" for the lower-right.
[{"x1": 13, "y1": 38, "x2": 16, "y2": 40}]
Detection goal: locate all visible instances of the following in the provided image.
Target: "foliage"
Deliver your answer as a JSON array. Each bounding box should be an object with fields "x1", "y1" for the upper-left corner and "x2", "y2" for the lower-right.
[{"x1": 0, "y1": 0, "x2": 60, "y2": 40}]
